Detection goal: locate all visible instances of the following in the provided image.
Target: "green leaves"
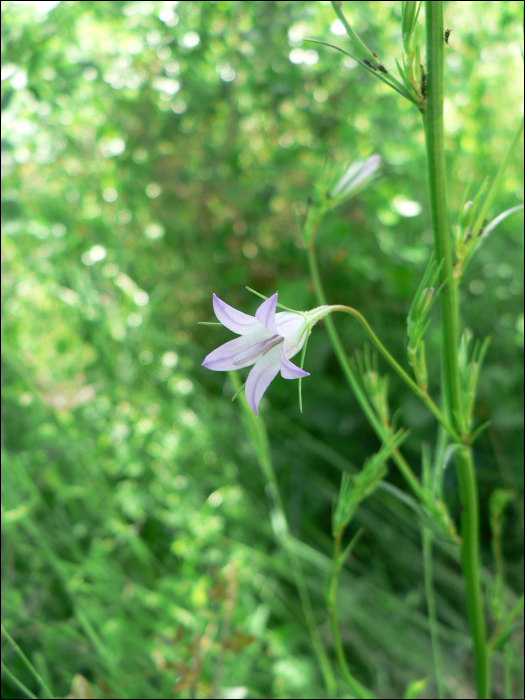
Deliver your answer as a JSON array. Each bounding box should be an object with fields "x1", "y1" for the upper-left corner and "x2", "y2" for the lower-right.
[
  {"x1": 332, "y1": 428, "x2": 407, "y2": 535},
  {"x1": 330, "y1": 0, "x2": 377, "y2": 62},
  {"x1": 406, "y1": 254, "x2": 444, "y2": 390},
  {"x1": 458, "y1": 329, "x2": 491, "y2": 434},
  {"x1": 316, "y1": 2, "x2": 422, "y2": 107},
  {"x1": 398, "y1": 2, "x2": 425, "y2": 108},
  {"x1": 401, "y1": 2, "x2": 423, "y2": 57},
  {"x1": 353, "y1": 345, "x2": 391, "y2": 427},
  {"x1": 454, "y1": 119, "x2": 525, "y2": 279}
]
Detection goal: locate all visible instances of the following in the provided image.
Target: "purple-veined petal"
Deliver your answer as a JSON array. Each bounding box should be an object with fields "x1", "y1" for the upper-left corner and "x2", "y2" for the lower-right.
[
  {"x1": 280, "y1": 346, "x2": 309, "y2": 379},
  {"x1": 212, "y1": 294, "x2": 260, "y2": 335},
  {"x1": 255, "y1": 293, "x2": 279, "y2": 334},
  {"x1": 202, "y1": 332, "x2": 268, "y2": 371},
  {"x1": 244, "y1": 344, "x2": 282, "y2": 415}
]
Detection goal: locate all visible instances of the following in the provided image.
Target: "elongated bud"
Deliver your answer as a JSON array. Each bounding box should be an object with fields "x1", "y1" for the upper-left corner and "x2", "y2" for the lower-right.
[{"x1": 329, "y1": 154, "x2": 381, "y2": 204}]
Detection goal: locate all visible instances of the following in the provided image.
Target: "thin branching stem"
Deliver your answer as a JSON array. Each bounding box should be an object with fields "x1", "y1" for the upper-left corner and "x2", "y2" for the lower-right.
[
  {"x1": 1, "y1": 623, "x2": 54, "y2": 699},
  {"x1": 422, "y1": 526, "x2": 445, "y2": 698},
  {"x1": 327, "y1": 528, "x2": 376, "y2": 699},
  {"x1": 228, "y1": 372, "x2": 337, "y2": 697},
  {"x1": 325, "y1": 304, "x2": 461, "y2": 441},
  {"x1": 307, "y1": 244, "x2": 426, "y2": 505}
]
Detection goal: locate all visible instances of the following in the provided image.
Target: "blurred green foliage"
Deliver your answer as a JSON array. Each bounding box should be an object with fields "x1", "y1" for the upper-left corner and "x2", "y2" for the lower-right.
[{"x1": 1, "y1": 1, "x2": 523, "y2": 698}]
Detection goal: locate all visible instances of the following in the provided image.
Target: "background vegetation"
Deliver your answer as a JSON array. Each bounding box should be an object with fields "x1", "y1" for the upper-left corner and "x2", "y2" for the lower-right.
[{"x1": 1, "y1": 1, "x2": 523, "y2": 698}]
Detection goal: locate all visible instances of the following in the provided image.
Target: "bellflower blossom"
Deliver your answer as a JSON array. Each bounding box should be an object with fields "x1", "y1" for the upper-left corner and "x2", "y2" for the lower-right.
[{"x1": 202, "y1": 293, "x2": 328, "y2": 415}]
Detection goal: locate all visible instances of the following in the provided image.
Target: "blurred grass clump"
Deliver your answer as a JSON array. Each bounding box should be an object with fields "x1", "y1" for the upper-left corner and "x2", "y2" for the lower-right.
[{"x1": 1, "y1": 1, "x2": 523, "y2": 698}]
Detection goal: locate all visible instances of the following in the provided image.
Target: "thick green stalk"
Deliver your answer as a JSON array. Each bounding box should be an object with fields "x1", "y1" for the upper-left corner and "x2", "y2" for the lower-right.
[
  {"x1": 424, "y1": 4, "x2": 488, "y2": 697},
  {"x1": 424, "y1": 3, "x2": 463, "y2": 434}
]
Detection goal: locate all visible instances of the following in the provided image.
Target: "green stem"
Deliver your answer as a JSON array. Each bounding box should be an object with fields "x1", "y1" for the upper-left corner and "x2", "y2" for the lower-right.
[
  {"x1": 228, "y1": 371, "x2": 337, "y2": 697},
  {"x1": 325, "y1": 304, "x2": 461, "y2": 441},
  {"x1": 0, "y1": 662, "x2": 39, "y2": 700},
  {"x1": 328, "y1": 2, "x2": 419, "y2": 106},
  {"x1": 424, "y1": 6, "x2": 464, "y2": 435},
  {"x1": 488, "y1": 594, "x2": 524, "y2": 652},
  {"x1": 330, "y1": 0, "x2": 376, "y2": 61},
  {"x1": 327, "y1": 529, "x2": 376, "y2": 699},
  {"x1": 503, "y1": 644, "x2": 513, "y2": 700},
  {"x1": 1, "y1": 623, "x2": 54, "y2": 699},
  {"x1": 470, "y1": 117, "x2": 525, "y2": 245},
  {"x1": 422, "y1": 527, "x2": 445, "y2": 698},
  {"x1": 424, "y1": 4, "x2": 488, "y2": 697},
  {"x1": 304, "y1": 37, "x2": 418, "y2": 105},
  {"x1": 462, "y1": 117, "x2": 524, "y2": 277}
]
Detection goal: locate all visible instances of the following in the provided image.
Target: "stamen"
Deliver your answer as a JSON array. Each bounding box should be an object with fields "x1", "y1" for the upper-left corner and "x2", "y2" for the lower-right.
[{"x1": 233, "y1": 334, "x2": 284, "y2": 366}]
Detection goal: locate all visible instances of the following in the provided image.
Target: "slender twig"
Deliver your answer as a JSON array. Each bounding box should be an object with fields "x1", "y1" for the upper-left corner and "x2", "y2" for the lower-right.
[
  {"x1": 421, "y1": 442, "x2": 445, "y2": 699},
  {"x1": 303, "y1": 38, "x2": 418, "y2": 105},
  {"x1": 0, "y1": 662, "x2": 39, "y2": 700},
  {"x1": 211, "y1": 564, "x2": 238, "y2": 699},
  {"x1": 488, "y1": 594, "x2": 524, "y2": 652},
  {"x1": 324, "y1": 304, "x2": 461, "y2": 441},
  {"x1": 1, "y1": 623, "x2": 54, "y2": 699},
  {"x1": 307, "y1": 244, "x2": 426, "y2": 504},
  {"x1": 422, "y1": 527, "x2": 445, "y2": 698},
  {"x1": 327, "y1": 528, "x2": 376, "y2": 699},
  {"x1": 229, "y1": 371, "x2": 337, "y2": 697}
]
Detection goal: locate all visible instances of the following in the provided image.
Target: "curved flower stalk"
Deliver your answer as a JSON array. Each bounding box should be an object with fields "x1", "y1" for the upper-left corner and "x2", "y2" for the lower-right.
[{"x1": 202, "y1": 293, "x2": 330, "y2": 415}]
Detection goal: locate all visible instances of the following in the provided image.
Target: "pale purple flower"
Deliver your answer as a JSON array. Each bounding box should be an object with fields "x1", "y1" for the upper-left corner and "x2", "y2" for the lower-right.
[{"x1": 202, "y1": 293, "x2": 310, "y2": 415}]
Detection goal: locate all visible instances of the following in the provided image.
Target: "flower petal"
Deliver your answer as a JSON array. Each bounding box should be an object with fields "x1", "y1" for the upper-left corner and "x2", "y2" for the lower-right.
[
  {"x1": 276, "y1": 312, "x2": 307, "y2": 358},
  {"x1": 202, "y1": 332, "x2": 267, "y2": 371},
  {"x1": 244, "y1": 344, "x2": 282, "y2": 415},
  {"x1": 283, "y1": 331, "x2": 307, "y2": 360},
  {"x1": 255, "y1": 293, "x2": 279, "y2": 334},
  {"x1": 280, "y1": 345, "x2": 310, "y2": 379},
  {"x1": 212, "y1": 294, "x2": 260, "y2": 335}
]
